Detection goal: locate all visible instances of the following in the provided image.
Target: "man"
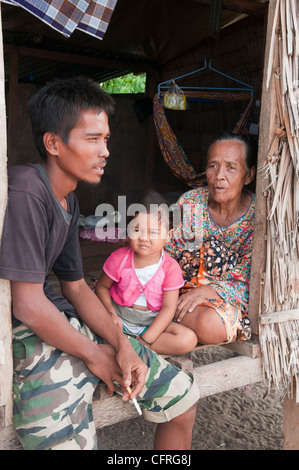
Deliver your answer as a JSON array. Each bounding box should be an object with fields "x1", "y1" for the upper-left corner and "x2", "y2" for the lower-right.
[{"x1": 0, "y1": 77, "x2": 199, "y2": 450}]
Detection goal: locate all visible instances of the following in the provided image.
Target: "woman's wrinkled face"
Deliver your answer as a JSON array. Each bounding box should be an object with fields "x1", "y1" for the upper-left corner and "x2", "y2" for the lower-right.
[{"x1": 206, "y1": 140, "x2": 254, "y2": 204}]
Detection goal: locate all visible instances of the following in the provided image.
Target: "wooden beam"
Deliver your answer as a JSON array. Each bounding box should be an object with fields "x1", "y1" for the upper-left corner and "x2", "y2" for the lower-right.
[
  {"x1": 0, "y1": 353, "x2": 263, "y2": 449},
  {"x1": 192, "y1": 0, "x2": 267, "y2": 17},
  {"x1": 193, "y1": 356, "x2": 263, "y2": 398},
  {"x1": 248, "y1": 0, "x2": 277, "y2": 334},
  {"x1": 3, "y1": 44, "x2": 153, "y2": 73},
  {"x1": 222, "y1": 0, "x2": 267, "y2": 17},
  {"x1": 259, "y1": 308, "x2": 299, "y2": 325},
  {"x1": 94, "y1": 356, "x2": 264, "y2": 420},
  {"x1": 222, "y1": 335, "x2": 261, "y2": 358}
]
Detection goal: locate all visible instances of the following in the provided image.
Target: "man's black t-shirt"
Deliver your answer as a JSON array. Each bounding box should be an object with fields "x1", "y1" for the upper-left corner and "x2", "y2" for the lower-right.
[{"x1": 0, "y1": 163, "x2": 83, "y2": 319}]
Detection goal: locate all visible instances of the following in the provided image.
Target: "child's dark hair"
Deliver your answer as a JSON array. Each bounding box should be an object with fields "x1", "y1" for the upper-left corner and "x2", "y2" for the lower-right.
[
  {"x1": 27, "y1": 76, "x2": 115, "y2": 160},
  {"x1": 128, "y1": 189, "x2": 178, "y2": 232}
]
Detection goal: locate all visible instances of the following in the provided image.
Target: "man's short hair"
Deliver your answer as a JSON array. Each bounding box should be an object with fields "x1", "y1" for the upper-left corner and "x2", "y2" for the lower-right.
[{"x1": 27, "y1": 76, "x2": 115, "y2": 160}]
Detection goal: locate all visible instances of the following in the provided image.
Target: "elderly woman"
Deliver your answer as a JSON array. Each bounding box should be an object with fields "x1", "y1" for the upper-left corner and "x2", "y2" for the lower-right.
[{"x1": 165, "y1": 134, "x2": 256, "y2": 344}]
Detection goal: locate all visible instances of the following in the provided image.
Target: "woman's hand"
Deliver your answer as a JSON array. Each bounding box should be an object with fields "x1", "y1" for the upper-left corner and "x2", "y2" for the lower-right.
[{"x1": 175, "y1": 285, "x2": 221, "y2": 323}]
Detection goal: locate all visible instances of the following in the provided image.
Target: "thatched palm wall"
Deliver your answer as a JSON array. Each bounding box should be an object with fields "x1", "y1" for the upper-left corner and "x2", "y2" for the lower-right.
[{"x1": 258, "y1": 0, "x2": 299, "y2": 401}]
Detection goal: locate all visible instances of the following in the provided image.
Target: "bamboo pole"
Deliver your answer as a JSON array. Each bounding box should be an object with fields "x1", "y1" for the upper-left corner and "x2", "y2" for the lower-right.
[{"x1": 0, "y1": 4, "x2": 13, "y2": 428}]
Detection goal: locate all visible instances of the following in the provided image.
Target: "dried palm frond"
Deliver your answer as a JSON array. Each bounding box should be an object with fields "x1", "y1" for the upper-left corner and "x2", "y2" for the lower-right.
[{"x1": 259, "y1": 0, "x2": 299, "y2": 401}]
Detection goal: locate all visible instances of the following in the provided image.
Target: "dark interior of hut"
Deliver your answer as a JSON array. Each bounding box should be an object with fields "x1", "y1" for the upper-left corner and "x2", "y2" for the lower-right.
[{"x1": 1, "y1": 0, "x2": 269, "y2": 291}]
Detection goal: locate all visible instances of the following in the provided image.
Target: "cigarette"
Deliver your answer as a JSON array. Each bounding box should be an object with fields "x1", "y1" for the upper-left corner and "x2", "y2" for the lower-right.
[{"x1": 126, "y1": 386, "x2": 142, "y2": 416}]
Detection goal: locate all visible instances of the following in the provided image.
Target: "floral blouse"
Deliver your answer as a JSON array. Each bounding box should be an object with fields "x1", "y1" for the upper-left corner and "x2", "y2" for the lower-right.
[{"x1": 165, "y1": 185, "x2": 255, "y2": 314}]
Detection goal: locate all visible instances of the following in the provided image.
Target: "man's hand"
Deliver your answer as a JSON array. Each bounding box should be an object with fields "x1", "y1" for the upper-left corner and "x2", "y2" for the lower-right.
[
  {"x1": 115, "y1": 340, "x2": 148, "y2": 400},
  {"x1": 12, "y1": 280, "x2": 148, "y2": 400},
  {"x1": 84, "y1": 340, "x2": 148, "y2": 400},
  {"x1": 84, "y1": 343, "x2": 123, "y2": 395},
  {"x1": 61, "y1": 278, "x2": 148, "y2": 398}
]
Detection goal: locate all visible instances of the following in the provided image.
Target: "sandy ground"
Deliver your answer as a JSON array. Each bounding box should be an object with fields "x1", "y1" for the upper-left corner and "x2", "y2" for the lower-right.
[{"x1": 96, "y1": 346, "x2": 285, "y2": 451}]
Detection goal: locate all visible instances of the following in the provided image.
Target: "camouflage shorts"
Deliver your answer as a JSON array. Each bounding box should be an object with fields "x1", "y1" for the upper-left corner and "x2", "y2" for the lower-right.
[{"x1": 12, "y1": 313, "x2": 199, "y2": 450}]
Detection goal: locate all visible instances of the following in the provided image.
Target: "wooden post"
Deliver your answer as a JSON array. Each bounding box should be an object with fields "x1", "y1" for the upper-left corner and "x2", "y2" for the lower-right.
[
  {"x1": 283, "y1": 380, "x2": 299, "y2": 450},
  {"x1": 0, "y1": 5, "x2": 13, "y2": 429},
  {"x1": 248, "y1": 0, "x2": 278, "y2": 334}
]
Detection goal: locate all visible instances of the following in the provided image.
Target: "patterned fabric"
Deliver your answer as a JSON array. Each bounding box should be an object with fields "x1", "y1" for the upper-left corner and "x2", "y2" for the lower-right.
[
  {"x1": 178, "y1": 246, "x2": 251, "y2": 342},
  {"x1": 77, "y1": 0, "x2": 117, "y2": 39},
  {"x1": 191, "y1": 297, "x2": 251, "y2": 343},
  {"x1": 204, "y1": 236, "x2": 239, "y2": 274},
  {"x1": 12, "y1": 312, "x2": 199, "y2": 450},
  {"x1": 153, "y1": 91, "x2": 254, "y2": 187},
  {"x1": 165, "y1": 186, "x2": 255, "y2": 341},
  {"x1": 2, "y1": 0, "x2": 117, "y2": 39},
  {"x1": 178, "y1": 238, "x2": 239, "y2": 282}
]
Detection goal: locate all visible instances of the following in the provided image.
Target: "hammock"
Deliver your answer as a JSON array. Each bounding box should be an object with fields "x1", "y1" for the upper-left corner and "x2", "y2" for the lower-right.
[{"x1": 153, "y1": 91, "x2": 254, "y2": 187}]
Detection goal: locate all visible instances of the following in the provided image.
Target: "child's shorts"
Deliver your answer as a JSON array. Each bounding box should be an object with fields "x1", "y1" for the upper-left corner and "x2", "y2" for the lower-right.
[
  {"x1": 112, "y1": 298, "x2": 156, "y2": 336},
  {"x1": 12, "y1": 312, "x2": 199, "y2": 450}
]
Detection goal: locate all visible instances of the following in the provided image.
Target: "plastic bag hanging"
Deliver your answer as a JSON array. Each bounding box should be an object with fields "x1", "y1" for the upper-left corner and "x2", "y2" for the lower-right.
[{"x1": 164, "y1": 80, "x2": 186, "y2": 110}]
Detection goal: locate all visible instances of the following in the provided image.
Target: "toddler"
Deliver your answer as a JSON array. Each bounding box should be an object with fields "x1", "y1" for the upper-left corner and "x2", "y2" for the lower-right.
[{"x1": 95, "y1": 191, "x2": 198, "y2": 355}]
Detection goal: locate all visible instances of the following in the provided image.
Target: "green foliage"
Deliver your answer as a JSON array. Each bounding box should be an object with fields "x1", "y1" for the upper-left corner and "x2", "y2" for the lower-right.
[{"x1": 101, "y1": 73, "x2": 146, "y2": 94}]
